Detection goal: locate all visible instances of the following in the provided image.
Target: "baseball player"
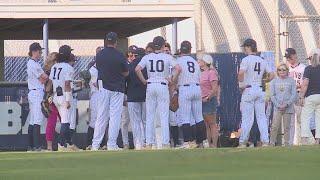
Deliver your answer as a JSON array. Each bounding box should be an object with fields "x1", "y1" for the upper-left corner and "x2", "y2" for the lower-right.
[
  {"x1": 238, "y1": 39, "x2": 275, "y2": 148},
  {"x1": 92, "y1": 32, "x2": 129, "y2": 151},
  {"x1": 164, "y1": 42, "x2": 180, "y2": 147},
  {"x1": 126, "y1": 47, "x2": 147, "y2": 150},
  {"x1": 86, "y1": 46, "x2": 108, "y2": 150},
  {"x1": 175, "y1": 41, "x2": 206, "y2": 149},
  {"x1": 286, "y1": 48, "x2": 316, "y2": 145},
  {"x1": 68, "y1": 54, "x2": 81, "y2": 151},
  {"x1": 135, "y1": 36, "x2": 181, "y2": 149},
  {"x1": 27, "y1": 42, "x2": 48, "y2": 151},
  {"x1": 46, "y1": 45, "x2": 75, "y2": 151}
]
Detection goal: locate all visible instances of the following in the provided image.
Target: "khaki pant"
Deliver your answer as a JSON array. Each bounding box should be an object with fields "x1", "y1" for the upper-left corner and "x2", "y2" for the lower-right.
[
  {"x1": 301, "y1": 94, "x2": 320, "y2": 139},
  {"x1": 270, "y1": 111, "x2": 292, "y2": 145}
]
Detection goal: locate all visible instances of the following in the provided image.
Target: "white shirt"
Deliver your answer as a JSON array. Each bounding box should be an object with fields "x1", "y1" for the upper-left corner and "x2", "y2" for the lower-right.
[
  {"x1": 240, "y1": 55, "x2": 272, "y2": 87},
  {"x1": 89, "y1": 66, "x2": 98, "y2": 93},
  {"x1": 27, "y1": 59, "x2": 45, "y2": 90},
  {"x1": 288, "y1": 63, "x2": 305, "y2": 91},
  {"x1": 138, "y1": 52, "x2": 176, "y2": 83},
  {"x1": 49, "y1": 62, "x2": 74, "y2": 93},
  {"x1": 176, "y1": 56, "x2": 200, "y2": 86}
]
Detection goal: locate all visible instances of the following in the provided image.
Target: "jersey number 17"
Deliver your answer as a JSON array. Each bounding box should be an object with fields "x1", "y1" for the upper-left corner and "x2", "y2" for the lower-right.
[{"x1": 52, "y1": 67, "x2": 62, "y2": 80}]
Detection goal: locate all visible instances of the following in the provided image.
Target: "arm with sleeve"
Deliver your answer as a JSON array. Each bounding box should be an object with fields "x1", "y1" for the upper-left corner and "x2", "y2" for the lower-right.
[{"x1": 270, "y1": 80, "x2": 282, "y2": 108}]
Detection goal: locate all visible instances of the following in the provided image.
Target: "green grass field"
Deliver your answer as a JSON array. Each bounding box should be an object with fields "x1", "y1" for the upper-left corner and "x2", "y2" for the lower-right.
[{"x1": 0, "y1": 146, "x2": 319, "y2": 180}]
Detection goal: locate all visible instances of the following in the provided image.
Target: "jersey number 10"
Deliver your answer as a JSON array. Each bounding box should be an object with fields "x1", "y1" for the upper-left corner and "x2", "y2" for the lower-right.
[
  {"x1": 52, "y1": 67, "x2": 62, "y2": 80},
  {"x1": 149, "y1": 60, "x2": 164, "y2": 72},
  {"x1": 254, "y1": 62, "x2": 261, "y2": 75}
]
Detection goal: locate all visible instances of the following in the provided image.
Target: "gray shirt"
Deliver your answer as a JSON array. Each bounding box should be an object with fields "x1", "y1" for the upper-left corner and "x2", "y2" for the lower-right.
[{"x1": 270, "y1": 77, "x2": 297, "y2": 113}]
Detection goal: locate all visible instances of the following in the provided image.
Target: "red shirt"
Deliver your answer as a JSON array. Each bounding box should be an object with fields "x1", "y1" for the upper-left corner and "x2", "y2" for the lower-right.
[{"x1": 200, "y1": 69, "x2": 218, "y2": 100}]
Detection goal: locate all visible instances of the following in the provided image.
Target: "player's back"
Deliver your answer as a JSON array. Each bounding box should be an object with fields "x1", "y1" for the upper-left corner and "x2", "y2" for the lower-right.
[
  {"x1": 176, "y1": 56, "x2": 200, "y2": 86},
  {"x1": 50, "y1": 62, "x2": 74, "y2": 92},
  {"x1": 242, "y1": 55, "x2": 270, "y2": 86},
  {"x1": 141, "y1": 52, "x2": 174, "y2": 83}
]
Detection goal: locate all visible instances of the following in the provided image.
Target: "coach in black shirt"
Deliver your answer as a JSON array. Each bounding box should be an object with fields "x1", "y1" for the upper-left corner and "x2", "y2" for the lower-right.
[
  {"x1": 126, "y1": 47, "x2": 148, "y2": 150},
  {"x1": 92, "y1": 32, "x2": 129, "y2": 151}
]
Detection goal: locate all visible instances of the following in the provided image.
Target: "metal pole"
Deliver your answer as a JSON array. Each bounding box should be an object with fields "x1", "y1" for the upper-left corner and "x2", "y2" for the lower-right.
[
  {"x1": 172, "y1": 18, "x2": 178, "y2": 55},
  {"x1": 275, "y1": 0, "x2": 281, "y2": 66},
  {"x1": 43, "y1": 19, "x2": 49, "y2": 62},
  {"x1": 194, "y1": 0, "x2": 202, "y2": 51}
]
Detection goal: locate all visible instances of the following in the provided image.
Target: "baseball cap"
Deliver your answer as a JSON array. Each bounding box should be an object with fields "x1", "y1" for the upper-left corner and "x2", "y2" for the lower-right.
[
  {"x1": 106, "y1": 32, "x2": 118, "y2": 43},
  {"x1": 136, "y1": 48, "x2": 146, "y2": 57},
  {"x1": 153, "y1": 36, "x2": 165, "y2": 48},
  {"x1": 180, "y1": 41, "x2": 192, "y2": 50},
  {"x1": 240, "y1": 38, "x2": 257, "y2": 47},
  {"x1": 128, "y1": 45, "x2": 138, "y2": 54},
  {"x1": 284, "y1": 48, "x2": 296, "y2": 58},
  {"x1": 29, "y1": 42, "x2": 44, "y2": 52},
  {"x1": 307, "y1": 48, "x2": 320, "y2": 60},
  {"x1": 202, "y1": 54, "x2": 213, "y2": 65},
  {"x1": 59, "y1": 45, "x2": 73, "y2": 55}
]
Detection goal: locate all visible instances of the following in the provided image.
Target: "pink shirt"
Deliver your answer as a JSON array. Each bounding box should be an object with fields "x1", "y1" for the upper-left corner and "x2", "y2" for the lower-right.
[{"x1": 200, "y1": 69, "x2": 218, "y2": 100}]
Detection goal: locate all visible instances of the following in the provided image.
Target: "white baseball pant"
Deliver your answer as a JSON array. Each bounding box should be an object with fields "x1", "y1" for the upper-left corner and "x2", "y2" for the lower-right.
[
  {"x1": 169, "y1": 111, "x2": 177, "y2": 126},
  {"x1": 178, "y1": 85, "x2": 203, "y2": 125},
  {"x1": 145, "y1": 83, "x2": 170, "y2": 146},
  {"x1": 28, "y1": 89, "x2": 44, "y2": 125},
  {"x1": 89, "y1": 92, "x2": 99, "y2": 128},
  {"x1": 53, "y1": 94, "x2": 70, "y2": 124},
  {"x1": 69, "y1": 96, "x2": 77, "y2": 130},
  {"x1": 128, "y1": 102, "x2": 146, "y2": 148},
  {"x1": 121, "y1": 106, "x2": 130, "y2": 145},
  {"x1": 92, "y1": 88, "x2": 124, "y2": 150},
  {"x1": 239, "y1": 87, "x2": 269, "y2": 144}
]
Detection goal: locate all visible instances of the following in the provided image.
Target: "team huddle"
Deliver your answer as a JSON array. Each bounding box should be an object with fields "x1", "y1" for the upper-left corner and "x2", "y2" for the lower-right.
[{"x1": 26, "y1": 33, "x2": 319, "y2": 151}]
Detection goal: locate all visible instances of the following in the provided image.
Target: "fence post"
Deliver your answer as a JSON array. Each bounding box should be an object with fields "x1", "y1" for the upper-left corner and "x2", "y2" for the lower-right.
[{"x1": 275, "y1": 0, "x2": 281, "y2": 66}]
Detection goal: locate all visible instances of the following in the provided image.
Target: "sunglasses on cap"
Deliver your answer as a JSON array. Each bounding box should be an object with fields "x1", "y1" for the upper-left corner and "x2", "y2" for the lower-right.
[{"x1": 277, "y1": 68, "x2": 287, "y2": 72}]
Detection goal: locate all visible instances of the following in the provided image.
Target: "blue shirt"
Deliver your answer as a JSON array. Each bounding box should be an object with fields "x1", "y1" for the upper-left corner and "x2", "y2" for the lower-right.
[
  {"x1": 96, "y1": 47, "x2": 128, "y2": 93},
  {"x1": 126, "y1": 58, "x2": 147, "y2": 102}
]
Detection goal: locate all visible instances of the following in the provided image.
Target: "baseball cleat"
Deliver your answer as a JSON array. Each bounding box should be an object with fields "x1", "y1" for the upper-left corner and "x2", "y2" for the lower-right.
[
  {"x1": 67, "y1": 144, "x2": 80, "y2": 151},
  {"x1": 58, "y1": 144, "x2": 67, "y2": 152},
  {"x1": 261, "y1": 143, "x2": 269, "y2": 147},
  {"x1": 99, "y1": 145, "x2": 107, "y2": 150},
  {"x1": 144, "y1": 144, "x2": 153, "y2": 150},
  {"x1": 203, "y1": 140, "x2": 210, "y2": 148},
  {"x1": 86, "y1": 145, "x2": 92, "y2": 150},
  {"x1": 189, "y1": 141, "x2": 198, "y2": 149},
  {"x1": 108, "y1": 146, "x2": 123, "y2": 151},
  {"x1": 135, "y1": 143, "x2": 142, "y2": 150},
  {"x1": 237, "y1": 143, "x2": 247, "y2": 148},
  {"x1": 123, "y1": 144, "x2": 129, "y2": 150}
]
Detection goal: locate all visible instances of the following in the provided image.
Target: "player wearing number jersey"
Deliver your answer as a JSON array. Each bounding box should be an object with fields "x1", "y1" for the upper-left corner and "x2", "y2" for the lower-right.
[
  {"x1": 238, "y1": 39, "x2": 275, "y2": 148},
  {"x1": 135, "y1": 36, "x2": 181, "y2": 149},
  {"x1": 46, "y1": 45, "x2": 74, "y2": 151},
  {"x1": 285, "y1": 48, "x2": 315, "y2": 145},
  {"x1": 175, "y1": 41, "x2": 206, "y2": 149},
  {"x1": 27, "y1": 42, "x2": 48, "y2": 151}
]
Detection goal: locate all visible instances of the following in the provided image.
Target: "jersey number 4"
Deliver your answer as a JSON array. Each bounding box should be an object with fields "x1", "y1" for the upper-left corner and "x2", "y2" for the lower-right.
[
  {"x1": 149, "y1": 60, "x2": 164, "y2": 72},
  {"x1": 254, "y1": 62, "x2": 261, "y2": 75},
  {"x1": 52, "y1": 67, "x2": 62, "y2": 80}
]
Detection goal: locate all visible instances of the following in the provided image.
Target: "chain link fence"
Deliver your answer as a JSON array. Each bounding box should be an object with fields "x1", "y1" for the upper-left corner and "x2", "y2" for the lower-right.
[
  {"x1": 4, "y1": 40, "x2": 103, "y2": 81},
  {"x1": 280, "y1": 0, "x2": 320, "y2": 65}
]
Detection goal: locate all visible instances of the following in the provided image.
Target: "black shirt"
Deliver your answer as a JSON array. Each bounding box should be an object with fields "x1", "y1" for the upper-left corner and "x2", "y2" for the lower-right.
[
  {"x1": 303, "y1": 65, "x2": 320, "y2": 97},
  {"x1": 96, "y1": 47, "x2": 128, "y2": 93},
  {"x1": 126, "y1": 58, "x2": 147, "y2": 102}
]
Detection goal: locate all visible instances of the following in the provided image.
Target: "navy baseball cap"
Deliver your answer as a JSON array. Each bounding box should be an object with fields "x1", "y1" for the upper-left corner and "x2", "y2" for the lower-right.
[
  {"x1": 106, "y1": 32, "x2": 118, "y2": 43},
  {"x1": 128, "y1": 45, "x2": 138, "y2": 54},
  {"x1": 59, "y1": 45, "x2": 73, "y2": 55},
  {"x1": 136, "y1": 48, "x2": 146, "y2": 57},
  {"x1": 241, "y1": 38, "x2": 257, "y2": 47},
  {"x1": 29, "y1": 42, "x2": 44, "y2": 52},
  {"x1": 284, "y1": 48, "x2": 296, "y2": 58},
  {"x1": 153, "y1": 36, "x2": 165, "y2": 48},
  {"x1": 180, "y1": 41, "x2": 192, "y2": 50}
]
